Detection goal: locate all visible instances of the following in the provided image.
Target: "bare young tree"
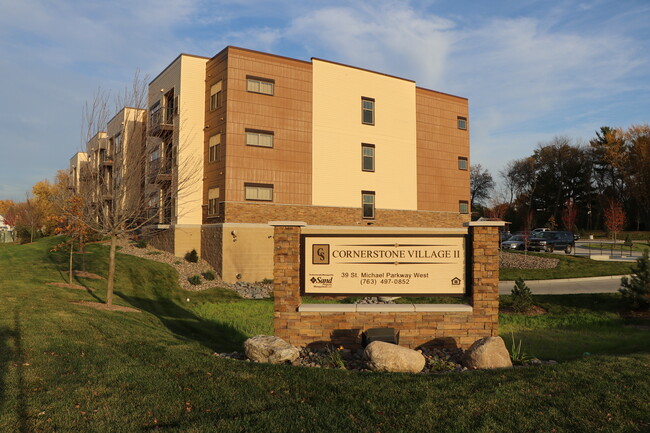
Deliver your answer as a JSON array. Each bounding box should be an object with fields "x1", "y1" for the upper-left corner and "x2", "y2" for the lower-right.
[{"x1": 60, "y1": 72, "x2": 199, "y2": 306}]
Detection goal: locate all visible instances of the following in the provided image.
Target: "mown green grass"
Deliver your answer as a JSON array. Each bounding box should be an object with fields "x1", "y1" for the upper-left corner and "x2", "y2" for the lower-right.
[
  {"x1": 500, "y1": 294, "x2": 650, "y2": 361},
  {"x1": 500, "y1": 252, "x2": 633, "y2": 280},
  {"x1": 1, "y1": 237, "x2": 649, "y2": 432}
]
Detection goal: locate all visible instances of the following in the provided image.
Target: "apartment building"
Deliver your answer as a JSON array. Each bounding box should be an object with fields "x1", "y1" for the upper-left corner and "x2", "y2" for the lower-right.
[
  {"x1": 69, "y1": 107, "x2": 146, "y2": 220},
  {"x1": 145, "y1": 54, "x2": 208, "y2": 256},
  {"x1": 199, "y1": 47, "x2": 470, "y2": 282},
  {"x1": 69, "y1": 46, "x2": 470, "y2": 283}
]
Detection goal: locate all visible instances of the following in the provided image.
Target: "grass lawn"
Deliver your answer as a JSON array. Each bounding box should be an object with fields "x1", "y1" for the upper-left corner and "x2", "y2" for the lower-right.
[
  {"x1": 500, "y1": 252, "x2": 633, "y2": 280},
  {"x1": 0, "y1": 238, "x2": 649, "y2": 432}
]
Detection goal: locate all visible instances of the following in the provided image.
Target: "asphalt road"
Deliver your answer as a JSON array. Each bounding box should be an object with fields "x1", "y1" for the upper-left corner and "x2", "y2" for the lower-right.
[{"x1": 498, "y1": 275, "x2": 628, "y2": 295}]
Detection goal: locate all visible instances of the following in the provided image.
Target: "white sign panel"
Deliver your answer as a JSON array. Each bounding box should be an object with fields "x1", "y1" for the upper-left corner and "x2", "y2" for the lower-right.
[{"x1": 302, "y1": 235, "x2": 466, "y2": 295}]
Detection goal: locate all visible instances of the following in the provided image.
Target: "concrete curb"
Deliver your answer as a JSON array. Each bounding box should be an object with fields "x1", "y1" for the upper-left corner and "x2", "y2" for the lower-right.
[{"x1": 499, "y1": 274, "x2": 630, "y2": 285}]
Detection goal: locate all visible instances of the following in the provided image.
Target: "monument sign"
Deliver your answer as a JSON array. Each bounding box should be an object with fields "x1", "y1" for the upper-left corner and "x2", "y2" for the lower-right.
[{"x1": 302, "y1": 234, "x2": 467, "y2": 295}]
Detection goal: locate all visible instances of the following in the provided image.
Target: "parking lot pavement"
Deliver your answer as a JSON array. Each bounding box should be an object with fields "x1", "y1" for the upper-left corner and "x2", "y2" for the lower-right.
[{"x1": 498, "y1": 275, "x2": 629, "y2": 295}]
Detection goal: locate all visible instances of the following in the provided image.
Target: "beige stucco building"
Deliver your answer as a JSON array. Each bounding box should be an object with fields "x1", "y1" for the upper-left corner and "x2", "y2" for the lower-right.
[
  {"x1": 69, "y1": 46, "x2": 470, "y2": 284},
  {"x1": 199, "y1": 47, "x2": 470, "y2": 283}
]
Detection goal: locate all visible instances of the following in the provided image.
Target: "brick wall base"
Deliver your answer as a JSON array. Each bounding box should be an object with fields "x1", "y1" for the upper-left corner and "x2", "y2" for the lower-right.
[{"x1": 216, "y1": 201, "x2": 470, "y2": 227}]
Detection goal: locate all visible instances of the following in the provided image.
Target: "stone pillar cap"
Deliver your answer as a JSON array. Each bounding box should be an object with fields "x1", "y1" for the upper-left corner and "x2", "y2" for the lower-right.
[
  {"x1": 464, "y1": 221, "x2": 506, "y2": 227},
  {"x1": 268, "y1": 221, "x2": 307, "y2": 227}
]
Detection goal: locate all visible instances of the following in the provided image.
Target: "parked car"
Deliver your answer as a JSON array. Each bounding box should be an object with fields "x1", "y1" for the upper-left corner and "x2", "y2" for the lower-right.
[
  {"x1": 501, "y1": 234, "x2": 528, "y2": 251},
  {"x1": 499, "y1": 231, "x2": 512, "y2": 243},
  {"x1": 527, "y1": 231, "x2": 575, "y2": 254}
]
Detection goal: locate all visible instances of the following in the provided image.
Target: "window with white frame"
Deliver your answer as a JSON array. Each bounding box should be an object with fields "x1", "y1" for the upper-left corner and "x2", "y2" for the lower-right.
[
  {"x1": 362, "y1": 144, "x2": 375, "y2": 172},
  {"x1": 246, "y1": 77, "x2": 274, "y2": 95},
  {"x1": 457, "y1": 116, "x2": 468, "y2": 130},
  {"x1": 362, "y1": 97, "x2": 375, "y2": 125},
  {"x1": 458, "y1": 157, "x2": 468, "y2": 170},
  {"x1": 245, "y1": 130, "x2": 274, "y2": 148},
  {"x1": 209, "y1": 133, "x2": 220, "y2": 162},
  {"x1": 245, "y1": 183, "x2": 273, "y2": 201},
  {"x1": 208, "y1": 187, "x2": 220, "y2": 215},
  {"x1": 459, "y1": 200, "x2": 469, "y2": 214},
  {"x1": 362, "y1": 191, "x2": 375, "y2": 219},
  {"x1": 210, "y1": 81, "x2": 222, "y2": 111}
]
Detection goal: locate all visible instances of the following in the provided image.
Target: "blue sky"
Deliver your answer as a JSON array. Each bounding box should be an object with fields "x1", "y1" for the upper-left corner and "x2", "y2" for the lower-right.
[{"x1": 1, "y1": 0, "x2": 648, "y2": 201}]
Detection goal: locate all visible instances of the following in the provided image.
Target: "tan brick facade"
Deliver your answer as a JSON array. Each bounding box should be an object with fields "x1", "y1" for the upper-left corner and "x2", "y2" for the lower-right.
[
  {"x1": 272, "y1": 222, "x2": 501, "y2": 350},
  {"x1": 221, "y1": 201, "x2": 469, "y2": 227}
]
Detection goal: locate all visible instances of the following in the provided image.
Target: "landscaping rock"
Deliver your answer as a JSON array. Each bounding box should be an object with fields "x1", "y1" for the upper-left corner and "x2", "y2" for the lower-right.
[
  {"x1": 243, "y1": 335, "x2": 299, "y2": 364},
  {"x1": 500, "y1": 252, "x2": 559, "y2": 269},
  {"x1": 462, "y1": 337, "x2": 513, "y2": 370},
  {"x1": 363, "y1": 341, "x2": 426, "y2": 373}
]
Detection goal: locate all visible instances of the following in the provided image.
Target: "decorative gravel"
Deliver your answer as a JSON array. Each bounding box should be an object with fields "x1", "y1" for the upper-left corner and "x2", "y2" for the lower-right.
[
  {"x1": 500, "y1": 252, "x2": 559, "y2": 269},
  {"x1": 115, "y1": 239, "x2": 271, "y2": 298}
]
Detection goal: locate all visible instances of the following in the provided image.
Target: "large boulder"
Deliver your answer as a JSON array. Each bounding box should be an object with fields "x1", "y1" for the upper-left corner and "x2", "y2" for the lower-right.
[
  {"x1": 462, "y1": 337, "x2": 513, "y2": 370},
  {"x1": 243, "y1": 335, "x2": 300, "y2": 364},
  {"x1": 363, "y1": 341, "x2": 425, "y2": 373}
]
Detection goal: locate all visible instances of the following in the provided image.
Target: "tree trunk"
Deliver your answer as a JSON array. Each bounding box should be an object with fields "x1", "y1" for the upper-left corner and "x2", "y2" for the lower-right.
[
  {"x1": 69, "y1": 239, "x2": 74, "y2": 284},
  {"x1": 106, "y1": 234, "x2": 117, "y2": 306}
]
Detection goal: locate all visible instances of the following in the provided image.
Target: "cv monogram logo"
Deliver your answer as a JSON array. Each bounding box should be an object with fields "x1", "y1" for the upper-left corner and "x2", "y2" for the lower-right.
[{"x1": 312, "y1": 244, "x2": 330, "y2": 265}]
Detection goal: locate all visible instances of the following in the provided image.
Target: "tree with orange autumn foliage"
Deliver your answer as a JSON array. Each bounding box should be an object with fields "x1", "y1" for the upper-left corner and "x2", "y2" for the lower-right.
[{"x1": 49, "y1": 195, "x2": 91, "y2": 283}]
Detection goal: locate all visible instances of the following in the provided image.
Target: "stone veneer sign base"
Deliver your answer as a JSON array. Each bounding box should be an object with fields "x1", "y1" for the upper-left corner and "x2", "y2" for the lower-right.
[{"x1": 271, "y1": 221, "x2": 504, "y2": 350}]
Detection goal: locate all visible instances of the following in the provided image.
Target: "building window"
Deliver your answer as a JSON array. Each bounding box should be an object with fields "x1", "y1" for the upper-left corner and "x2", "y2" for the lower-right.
[
  {"x1": 362, "y1": 97, "x2": 375, "y2": 125},
  {"x1": 114, "y1": 133, "x2": 122, "y2": 154},
  {"x1": 210, "y1": 81, "x2": 222, "y2": 111},
  {"x1": 458, "y1": 157, "x2": 468, "y2": 170},
  {"x1": 362, "y1": 144, "x2": 375, "y2": 172},
  {"x1": 362, "y1": 191, "x2": 375, "y2": 219},
  {"x1": 208, "y1": 187, "x2": 220, "y2": 215},
  {"x1": 245, "y1": 183, "x2": 273, "y2": 201},
  {"x1": 247, "y1": 77, "x2": 274, "y2": 95},
  {"x1": 246, "y1": 129, "x2": 274, "y2": 148},
  {"x1": 459, "y1": 200, "x2": 469, "y2": 214},
  {"x1": 209, "y1": 133, "x2": 220, "y2": 162},
  {"x1": 457, "y1": 116, "x2": 467, "y2": 130}
]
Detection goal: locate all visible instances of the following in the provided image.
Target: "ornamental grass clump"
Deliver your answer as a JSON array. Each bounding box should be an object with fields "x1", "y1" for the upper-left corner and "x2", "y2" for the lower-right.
[
  {"x1": 619, "y1": 250, "x2": 650, "y2": 311},
  {"x1": 511, "y1": 277, "x2": 534, "y2": 313},
  {"x1": 188, "y1": 275, "x2": 202, "y2": 286},
  {"x1": 202, "y1": 271, "x2": 215, "y2": 281}
]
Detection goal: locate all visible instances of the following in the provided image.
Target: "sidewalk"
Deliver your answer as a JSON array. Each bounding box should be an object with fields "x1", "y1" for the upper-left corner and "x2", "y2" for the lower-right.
[{"x1": 498, "y1": 274, "x2": 629, "y2": 295}]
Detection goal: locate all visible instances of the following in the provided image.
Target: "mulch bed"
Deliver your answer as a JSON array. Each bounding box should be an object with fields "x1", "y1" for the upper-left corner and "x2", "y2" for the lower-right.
[
  {"x1": 71, "y1": 301, "x2": 140, "y2": 313},
  {"x1": 72, "y1": 270, "x2": 104, "y2": 280},
  {"x1": 46, "y1": 282, "x2": 94, "y2": 291}
]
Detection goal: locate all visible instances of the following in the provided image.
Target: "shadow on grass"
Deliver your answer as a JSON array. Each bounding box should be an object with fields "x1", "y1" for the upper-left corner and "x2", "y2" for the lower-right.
[
  {"x1": 116, "y1": 294, "x2": 248, "y2": 353},
  {"x1": 12, "y1": 310, "x2": 28, "y2": 433}
]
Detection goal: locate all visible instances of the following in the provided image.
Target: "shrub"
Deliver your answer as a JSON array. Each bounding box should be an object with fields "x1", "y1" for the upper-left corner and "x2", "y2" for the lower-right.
[
  {"x1": 188, "y1": 275, "x2": 202, "y2": 286},
  {"x1": 202, "y1": 271, "x2": 215, "y2": 281},
  {"x1": 134, "y1": 239, "x2": 148, "y2": 248},
  {"x1": 619, "y1": 250, "x2": 650, "y2": 311},
  {"x1": 185, "y1": 249, "x2": 198, "y2": 263},
  {"x1": 511, "y1": 277, "x2": 534, "y2": 313},
  {"x1": 260, "y1": 278, "x2": 273, "y2": 285},
  {"x1": 623, "y1": 234, "x2": 633, "y2": 247}
]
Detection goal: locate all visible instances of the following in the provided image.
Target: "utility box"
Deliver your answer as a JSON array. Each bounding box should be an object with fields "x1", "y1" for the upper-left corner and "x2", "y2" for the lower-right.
[{"x1": 362, "y1": 328, "x2": 400, "y2": 346}]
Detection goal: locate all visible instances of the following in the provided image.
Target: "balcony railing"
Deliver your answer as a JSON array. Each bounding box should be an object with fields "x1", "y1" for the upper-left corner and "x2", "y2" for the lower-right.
[
  {"x1": 148, "y1": 157, "x2": 172, "y2": 184},
  {"x1": 149, "y1": 105, "x2": 174, "y2": 136}
]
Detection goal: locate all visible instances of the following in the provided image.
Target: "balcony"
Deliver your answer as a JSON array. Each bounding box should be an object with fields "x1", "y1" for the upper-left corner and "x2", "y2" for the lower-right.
[
  {"x1": 149, "y1": 105, "x2": 174, "y2": 137},
  {"x1": 148, "y1": 157, "x2": 172, "y2": 184}
]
